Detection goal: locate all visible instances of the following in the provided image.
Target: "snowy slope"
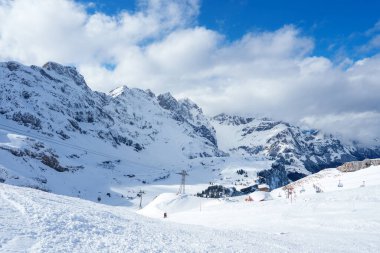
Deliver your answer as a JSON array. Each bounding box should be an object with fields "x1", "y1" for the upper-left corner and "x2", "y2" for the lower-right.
[
  {"x1": 271, "y1": 162, "x2": 380, "y2": 196},
  {"x1": 0, "y1": 182, "x2": 296, "y2": 253},
  {"x1": 138, "y1": 165, "x2": 380, "y2": 252},
  {"x1": 2, "y1": 163, "x2": 380, "y2": 253}
]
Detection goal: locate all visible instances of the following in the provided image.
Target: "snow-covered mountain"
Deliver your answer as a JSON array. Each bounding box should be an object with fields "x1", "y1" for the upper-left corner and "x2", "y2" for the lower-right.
[
  {"x1": 211, "y1": 113, "x2": 380, "y2": 187},
  {"x1": 0, "y1": 60, "x2": 379, "y2": 198},
  {"x1": 0, "y1": 61, "x2": 223, "y2": 158},
  {"x1": 0, "y1": 61, "x2": 227, "y2": 202}
]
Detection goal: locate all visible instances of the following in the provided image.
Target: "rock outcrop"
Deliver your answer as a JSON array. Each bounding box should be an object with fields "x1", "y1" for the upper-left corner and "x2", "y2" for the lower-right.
[{"x1": 337, "y1": 159, "x2": 380, "y2": 172}]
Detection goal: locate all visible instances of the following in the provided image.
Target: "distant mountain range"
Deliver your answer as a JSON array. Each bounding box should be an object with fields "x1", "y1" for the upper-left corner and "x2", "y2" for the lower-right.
[
  {"x1": 0, "y1": 61, "x2": 379, "y2": 198},
  {"x1": 211, "y1": 114, "x2": 380, "y2": 187}
]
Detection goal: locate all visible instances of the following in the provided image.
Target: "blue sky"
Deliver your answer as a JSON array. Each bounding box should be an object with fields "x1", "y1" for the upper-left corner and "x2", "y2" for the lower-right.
[{"x1": 80, "y1": 0, "x2": 380, "y2": 59}]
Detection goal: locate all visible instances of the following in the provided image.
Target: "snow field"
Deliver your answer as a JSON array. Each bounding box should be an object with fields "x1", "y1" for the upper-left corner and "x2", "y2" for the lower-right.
[
  {"x1": 0, "y1": 183, "x2": 325, "y2": 253},
  {"x1": 138, "y1": 166, "x2": 380, "y2": 252},
  {"x1": 0, "y1": 166, "x2": 380, "y2": 252}
]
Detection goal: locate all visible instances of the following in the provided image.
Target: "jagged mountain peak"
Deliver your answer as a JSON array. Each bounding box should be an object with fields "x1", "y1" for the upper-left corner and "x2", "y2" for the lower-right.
[
  {"x1": 42, "y1": 61, "x2": 74, "y2": 73},
  {"x1": 109, "y1": 85, "x2": 129, "y2": 97},
  {"x1": 156, "y1": 92, "x2": 217, "y2": 146},
  {"x1": 157, "y1": 93, "x2": 203, "y2": 118},
  {"x1": 0, "y1": 61, "x2": 89, "y2": 94},
  {"x1": 1, "y1": 61, "x2": 24, "y2": 71},
  {"x1": 157, "y1": 92, "x2": 178, "y2": 111},
  {"x1": 110, "y1": 85, "x2": 153, "y2": 98},
  {"x1": 145, "y1": 89, "x2": 156, "y2": 98},
  {"x1": 42, "y1": 61, "x2": 88, "y2": 88},
  {"x1": 213, "y1": 113, "x2": 254, "y2": 126},
  {"x1": 178, "y1": 98, "x2": 200, "y2": 109}
]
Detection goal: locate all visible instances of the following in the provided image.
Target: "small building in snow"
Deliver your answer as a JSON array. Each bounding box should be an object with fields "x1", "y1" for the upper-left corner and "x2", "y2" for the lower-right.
[{"x1": 258, "y1": 183, "x2": 270, "y2": 192}]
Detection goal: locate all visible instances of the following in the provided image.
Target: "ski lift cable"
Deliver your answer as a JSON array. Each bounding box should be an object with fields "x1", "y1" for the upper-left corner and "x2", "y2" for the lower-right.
[
  {"x1": 0, "y1": 123, "x2": 120, "y2": 159},
  {"x1": 0, "y1": 123, "x2": 172, "y2": 177},
  {"x1": 0, "y1": 123, "x2": 172, "y2": 174}
]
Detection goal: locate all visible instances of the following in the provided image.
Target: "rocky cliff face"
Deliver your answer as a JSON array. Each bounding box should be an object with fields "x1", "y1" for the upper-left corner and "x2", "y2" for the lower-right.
[{"x1": 337, "y1": 159, "x2": 380, "y2": 172}]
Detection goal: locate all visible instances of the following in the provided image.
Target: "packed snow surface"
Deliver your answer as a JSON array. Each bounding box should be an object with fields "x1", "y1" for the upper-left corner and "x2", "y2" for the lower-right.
[{"x1": 1, "y1": 165, "x2": 380, "y2": 252}]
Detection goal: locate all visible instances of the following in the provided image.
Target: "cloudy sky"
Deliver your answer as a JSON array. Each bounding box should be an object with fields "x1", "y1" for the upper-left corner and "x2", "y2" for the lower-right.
[{"x1": 0, "y1": 0, "x2": 380, "y2": 145}]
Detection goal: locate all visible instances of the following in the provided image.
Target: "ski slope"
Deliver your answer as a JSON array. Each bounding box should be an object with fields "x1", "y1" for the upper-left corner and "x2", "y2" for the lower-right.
[
  {"x1": 139, "y1": 165, "x2": 380, "y2": 252},
  {"x1": 1, "y1": 165, "x2": 380, "y2": 252},
  {"x1": 0, "y1": 183, "x2": 349, "y2": 253}
]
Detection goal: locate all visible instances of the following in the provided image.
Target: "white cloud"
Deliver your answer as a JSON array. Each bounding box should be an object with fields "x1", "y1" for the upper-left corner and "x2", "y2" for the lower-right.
[
  {"x1": 360, "y1": 20, "x2": 380, "y2": 53},
  {"x1": 0, "y1": 0, "x2": 379, "y2": 145},
  {"x1": 0, "y1": 0, "x2": 199, "y2": 64},
  {"x1": 361, "y1": 35, "x2": 380, "y2": 52},
  {"x1": 301, "y1": 112, "x2": 380, "y2": 146}
]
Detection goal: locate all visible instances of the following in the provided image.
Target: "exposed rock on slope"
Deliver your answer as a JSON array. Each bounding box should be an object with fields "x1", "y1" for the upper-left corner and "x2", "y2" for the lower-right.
[
  {"x1": 211, "y1": 113, "x2": 380, "y2": 188},
  {"x1": 337, "y1": 159, "x2": 380, "y2": 172}
]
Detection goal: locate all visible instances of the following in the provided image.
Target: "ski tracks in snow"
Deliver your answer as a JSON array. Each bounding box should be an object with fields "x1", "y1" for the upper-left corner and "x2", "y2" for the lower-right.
[
  {"x1": 0, "y1": 183, "x2": 307, "y2": 253},
  {"x1": 0, "y1": 184, "x2": 38, "y2": 252},
  {"x1": 2, "y1": 182, "x2": 380, "y2": 252}
]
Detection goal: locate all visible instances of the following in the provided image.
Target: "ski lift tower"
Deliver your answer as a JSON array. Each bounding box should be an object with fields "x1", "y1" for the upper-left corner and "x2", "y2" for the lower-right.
[
  {"x1": 177, "y1": 170, "x2": 189, "y2": 195},
  {"x1": 137, "y1": 190, "x2": 145, "y2": 209}
]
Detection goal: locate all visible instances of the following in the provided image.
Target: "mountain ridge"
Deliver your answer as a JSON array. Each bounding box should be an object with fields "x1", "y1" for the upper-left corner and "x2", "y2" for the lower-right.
[{"x1": 0, "y1": 61, "x2": 379, "y2": 198}]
